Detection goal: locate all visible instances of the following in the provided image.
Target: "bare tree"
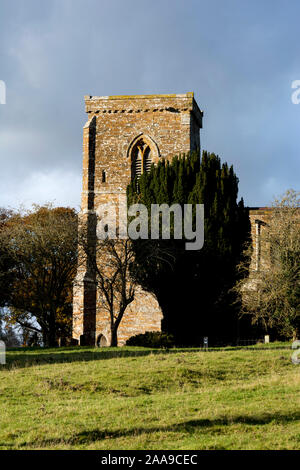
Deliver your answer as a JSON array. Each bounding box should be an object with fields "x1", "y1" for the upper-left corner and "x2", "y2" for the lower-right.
[
  {"x1": 77, "y1": 210, "x2": 176, "y2": 347},
  {"x1": 235, "y1": 190, "x2": 300, "y2": 340},
  {"x1": 78, "y1": 230, "x2": 136, "y2": 346}
]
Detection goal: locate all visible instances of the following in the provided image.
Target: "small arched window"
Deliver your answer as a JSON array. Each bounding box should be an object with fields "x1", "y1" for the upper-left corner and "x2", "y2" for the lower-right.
[
  {"x1": 102, "y1": 170, "x2": 106, "y2": 183},
  {"x1": 131, "y1": 138, "x2": 152, "y2": 181}
]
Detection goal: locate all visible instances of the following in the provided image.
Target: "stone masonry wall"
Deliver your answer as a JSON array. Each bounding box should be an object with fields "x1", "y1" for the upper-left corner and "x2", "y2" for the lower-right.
[
  {"x1": 73, "y1": 93, "x2": 203, "y2": 346},
  {"x1": 248, "y1": 208, "x2": 272, "y2": 272}
]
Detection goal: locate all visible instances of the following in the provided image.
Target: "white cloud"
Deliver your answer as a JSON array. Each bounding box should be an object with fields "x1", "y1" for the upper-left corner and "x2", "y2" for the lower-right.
[{"x1": 1, "y1": 169, "x2": 81, "y2": 210}]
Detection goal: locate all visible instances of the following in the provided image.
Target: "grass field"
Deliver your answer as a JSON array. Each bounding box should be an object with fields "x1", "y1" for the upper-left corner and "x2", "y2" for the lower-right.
[{"x1": 0, "y1": 344, "x2": 299, "y2": 450}]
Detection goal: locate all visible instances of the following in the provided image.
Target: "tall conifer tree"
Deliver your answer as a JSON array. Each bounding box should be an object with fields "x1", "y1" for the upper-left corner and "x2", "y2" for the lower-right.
[{"x1": 127, "y1": 150, "x2": 250, "y2": 345}]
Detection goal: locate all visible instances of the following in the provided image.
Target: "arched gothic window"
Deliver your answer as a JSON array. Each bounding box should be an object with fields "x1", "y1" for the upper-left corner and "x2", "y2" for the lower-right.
[{"x1": 131, "y1": 138, "x2": 153, "y2": 180}]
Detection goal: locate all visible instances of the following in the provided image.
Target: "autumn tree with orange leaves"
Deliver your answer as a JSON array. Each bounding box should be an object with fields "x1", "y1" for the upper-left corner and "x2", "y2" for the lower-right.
[{"x1": 0, "y1": 205, "x2": 78, "y2": 346}]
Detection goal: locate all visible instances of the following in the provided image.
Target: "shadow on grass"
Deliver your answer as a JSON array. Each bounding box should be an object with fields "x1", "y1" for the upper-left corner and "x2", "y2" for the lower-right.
[
  {"x1": 24, "y1": 411, "x2": 300, "y2": 448},
  {"x1": 2, "y1": 342, "x2": 291, "y2": 371},
  {"x1": 2, "y1": 346, "x2": 203, "y2": 370}
]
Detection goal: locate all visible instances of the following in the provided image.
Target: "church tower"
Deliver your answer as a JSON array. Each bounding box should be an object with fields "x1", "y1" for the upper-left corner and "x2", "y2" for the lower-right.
[{"x1": 73, "y1": 93, "x2": 203, "y2": 346}]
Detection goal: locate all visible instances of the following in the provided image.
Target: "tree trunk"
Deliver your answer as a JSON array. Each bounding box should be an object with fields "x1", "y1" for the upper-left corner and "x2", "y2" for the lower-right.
[
  {"x1": 110, "y1": 327, "x2": 118, "y2": 347},
  {"x1": 48, "y1": 309, "x2": 57, "y2": 347},
  {"x1": 42, "y1": 330, "x2": 48, "y2": 347}
]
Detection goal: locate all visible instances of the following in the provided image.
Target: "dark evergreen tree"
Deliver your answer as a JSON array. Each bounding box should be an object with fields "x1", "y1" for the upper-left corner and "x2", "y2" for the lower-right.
[{"x1": 127, "y1": 150, "x2": 250, "y2": 346}]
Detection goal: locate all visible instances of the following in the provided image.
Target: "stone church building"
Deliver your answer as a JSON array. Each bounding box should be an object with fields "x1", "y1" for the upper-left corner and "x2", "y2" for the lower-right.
[{"x1": 72, "y1": 92, "x2": 266, "y2": 346}]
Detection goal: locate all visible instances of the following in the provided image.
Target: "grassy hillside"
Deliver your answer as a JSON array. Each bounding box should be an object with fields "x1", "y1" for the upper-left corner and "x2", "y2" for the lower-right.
[{"x1": 0, "y1": 345, "x2": 299, "y2": 450}]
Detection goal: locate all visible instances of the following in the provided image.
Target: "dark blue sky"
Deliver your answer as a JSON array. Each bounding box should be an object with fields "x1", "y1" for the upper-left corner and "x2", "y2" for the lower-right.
[{"x1": 0, "y1": 0, "x2": 299, "y2": 209}]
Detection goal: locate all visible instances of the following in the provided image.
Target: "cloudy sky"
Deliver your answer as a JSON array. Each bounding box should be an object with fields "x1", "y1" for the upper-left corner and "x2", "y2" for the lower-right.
[{"x1": 0, "y1": 0, "x2": 299, "y2": 210}]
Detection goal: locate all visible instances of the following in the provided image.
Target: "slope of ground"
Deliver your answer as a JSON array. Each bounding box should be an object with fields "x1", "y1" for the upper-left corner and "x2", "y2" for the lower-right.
[{"x1": 0, "y1": 344, "x2": 299, "y2": 450}]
